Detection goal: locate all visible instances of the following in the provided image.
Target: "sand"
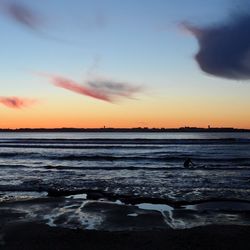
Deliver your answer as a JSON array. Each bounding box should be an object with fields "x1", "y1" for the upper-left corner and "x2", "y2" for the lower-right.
[
  {"x1": 2, "y1": 222, "x2": 250, "y2": 250},
  {"x1": 1, "y1": 196, "x2": 250, "y2": 249}
]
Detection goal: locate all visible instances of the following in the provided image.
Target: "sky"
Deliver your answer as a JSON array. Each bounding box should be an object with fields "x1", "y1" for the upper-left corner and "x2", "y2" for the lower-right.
[{"x1": 0, "y1": 0, "x2": 250, "y2": 129}]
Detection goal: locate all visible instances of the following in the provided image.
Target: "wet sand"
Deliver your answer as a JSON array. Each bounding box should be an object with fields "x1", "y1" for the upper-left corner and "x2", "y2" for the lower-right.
[
  {"x1": 2, "y1": 222, "x2": 250, "y2": 250},
  {"x1": 1, "y1": 196, "x2": 250, "y2": 249}
]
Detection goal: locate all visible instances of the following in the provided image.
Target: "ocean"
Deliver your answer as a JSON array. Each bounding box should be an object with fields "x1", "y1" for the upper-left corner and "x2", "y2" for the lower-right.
[{"x1": 1, "y1": 132, "x2": 250, "y2": 203}]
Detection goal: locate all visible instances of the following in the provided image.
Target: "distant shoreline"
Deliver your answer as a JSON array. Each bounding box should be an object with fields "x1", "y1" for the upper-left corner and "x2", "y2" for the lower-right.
[{"x1": 0, "y1": 127, "x2": 249, "y2": 132}]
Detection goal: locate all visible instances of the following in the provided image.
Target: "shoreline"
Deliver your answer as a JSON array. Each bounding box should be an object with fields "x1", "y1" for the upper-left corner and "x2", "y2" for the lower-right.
[
  {"x1": 1, "y1": 194, "x2": 250, "y2": 228},
  {"x1": 1, "y1": 195, "x2": 250, "y2": 249}
]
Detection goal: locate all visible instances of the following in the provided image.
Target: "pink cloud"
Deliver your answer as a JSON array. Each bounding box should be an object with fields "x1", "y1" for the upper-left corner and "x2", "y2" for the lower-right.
[
  {"x1": 51, "y1": 76, "x2": 112, "y2": 101},
  {"x1": 45, "y1": 74, "x2": 141, "y2": 102},
  {"x1": 0, "y1": 96, "x2": 36, "y2": 109}
]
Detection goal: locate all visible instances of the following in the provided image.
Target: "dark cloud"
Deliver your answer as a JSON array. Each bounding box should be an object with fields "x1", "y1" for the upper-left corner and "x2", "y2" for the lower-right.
[
  {"x1": 46, "y1": 74, "x2": 141, "y2": 102},
  {"x1": 1, "y1": 1, "x2": 42, "y2": 30},
  {"x1": 182, "y1": 14, "x2": 250, "y2": 80},
  {"x1": 0, "y1": 96, "x2": 36, "y2": 109}
]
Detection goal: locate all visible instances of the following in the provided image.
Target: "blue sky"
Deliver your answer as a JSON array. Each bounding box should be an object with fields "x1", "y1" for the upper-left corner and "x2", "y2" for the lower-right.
[{"x1": 1, "y1": 0, "x2": 250, "y2": 128}]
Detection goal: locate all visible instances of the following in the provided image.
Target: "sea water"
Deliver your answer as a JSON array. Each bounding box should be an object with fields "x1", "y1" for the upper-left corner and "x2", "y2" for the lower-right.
[{"x1": 0, "y1": 132, "x2": 250, "y2": 203}]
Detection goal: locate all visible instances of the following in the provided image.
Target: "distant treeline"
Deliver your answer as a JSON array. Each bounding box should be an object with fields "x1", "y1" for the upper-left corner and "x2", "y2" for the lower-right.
[{"x1": 0, "y1": 127, "x2": 249, "y2": 133}]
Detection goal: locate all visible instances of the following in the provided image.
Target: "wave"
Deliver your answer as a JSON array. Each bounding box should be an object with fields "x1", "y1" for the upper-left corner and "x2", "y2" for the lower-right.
[
  {"x1": 49, "y1": 155, "x2": 185, "y2": 161},
  {"x1": 0, "y1": 152, "x2": 18, "y2": 157},
  {"x1": 0, "y1": 164, "x2": 30, "y2": 169},
  {"x1": 49, "y1": 154, "x2": 250, "y2": 163},
  {"x1": 0, "y1": 152, "x2": 40, "y2": 158},
  {"x1": 2, "y1": 164, "x2": 250, "y2": 171},
  {"x1": 1, "y1": 138, "x2": 250, "y2": 145},
  {"x1": 0, "y1": 144, "x2": 160, "y2": 150},
  {"x1": 0, "y1": 151, "x2": 250, "y2": 164},
  {"x1": 43, "y1": 165, "x2": 250, "y2": 171}
]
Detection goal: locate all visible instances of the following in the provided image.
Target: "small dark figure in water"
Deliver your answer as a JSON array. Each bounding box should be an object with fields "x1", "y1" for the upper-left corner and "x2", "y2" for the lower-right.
[{"x1": 184, "y1": 158, "x2": 194, "y2": 168}]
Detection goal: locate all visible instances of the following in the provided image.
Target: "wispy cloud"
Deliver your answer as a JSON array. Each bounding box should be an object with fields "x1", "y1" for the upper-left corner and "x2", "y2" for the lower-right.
[
  {"x1": 80, "y1": 10, "x2": 108, "y2": 31},
  {"x1": 86, "y1": 79, "x2": 141, "y2": 99},
  {"x1": 0, "y1": 1, "x2": 43, "y2": 30},
  {"x1": 43, "y1": 74, "x2": 142, "y2": 102},
  {"x1": 51, "y1": 75, "x2": 112, "y2": 101},
  {"x1": 0, "y1": 1, "x2": 107, "y2": 44},
  {"x1": 181, "y1": 13, "x2": 250, "y2": 80},
  {"x1": 0, "y1": 96, "x2": 36, "y2": 109}
]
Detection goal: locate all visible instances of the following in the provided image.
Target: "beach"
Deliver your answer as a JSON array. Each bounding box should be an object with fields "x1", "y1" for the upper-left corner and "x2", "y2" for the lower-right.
[
  {"x1": 1, "y1": 196, "x2": 250, "y2": 250},
  {"x1": 3, "y1": 223, "x2": 250, "y2": 250}
]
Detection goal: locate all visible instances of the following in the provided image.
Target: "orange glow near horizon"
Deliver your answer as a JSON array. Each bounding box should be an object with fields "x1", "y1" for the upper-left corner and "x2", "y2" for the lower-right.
[
  {"x1": 1, "y1": 114, "x2": 250, "y2": 130},
  {"x1": 1, "y1": 121, "x2": 250, "y2": 130},
  {"x1": 0, "y1": 88, "x2": 250, "y2": 129}
]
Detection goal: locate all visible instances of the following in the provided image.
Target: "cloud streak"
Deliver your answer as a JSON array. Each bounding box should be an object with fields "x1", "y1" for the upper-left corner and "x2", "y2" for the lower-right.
[
  {"x1": 0, "y1": 1, "x2": 107, "y2": 44},
  {"x1": 182, "y1": 14, "x2": 250, "y2": 80},
  {"x1": 46, "y1": 74, "x2": 141, "y2": 102},
  {"x1": 80, "y1": 10, "x2": 108, "y2": 32},
  {"x1": 51, "y1": 76, "x2": 112, "y2": 102},
  {"x1": 0, "y1": 1, "x2": 42, "y2": 30},
  {"x1": 0, "y1": 96, "x2": 36, "y2": 109}
]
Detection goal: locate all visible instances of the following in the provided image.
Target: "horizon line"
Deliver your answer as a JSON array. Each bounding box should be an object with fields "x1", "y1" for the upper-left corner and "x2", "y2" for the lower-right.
[{"x1": 0, "y1": 126, "x2": 250, "y2": 131}]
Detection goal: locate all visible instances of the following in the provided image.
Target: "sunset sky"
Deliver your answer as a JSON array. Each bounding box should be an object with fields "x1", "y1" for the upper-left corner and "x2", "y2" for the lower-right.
[{"x1": 1, "y1": 0, "x2": 250, "y2": 129}]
